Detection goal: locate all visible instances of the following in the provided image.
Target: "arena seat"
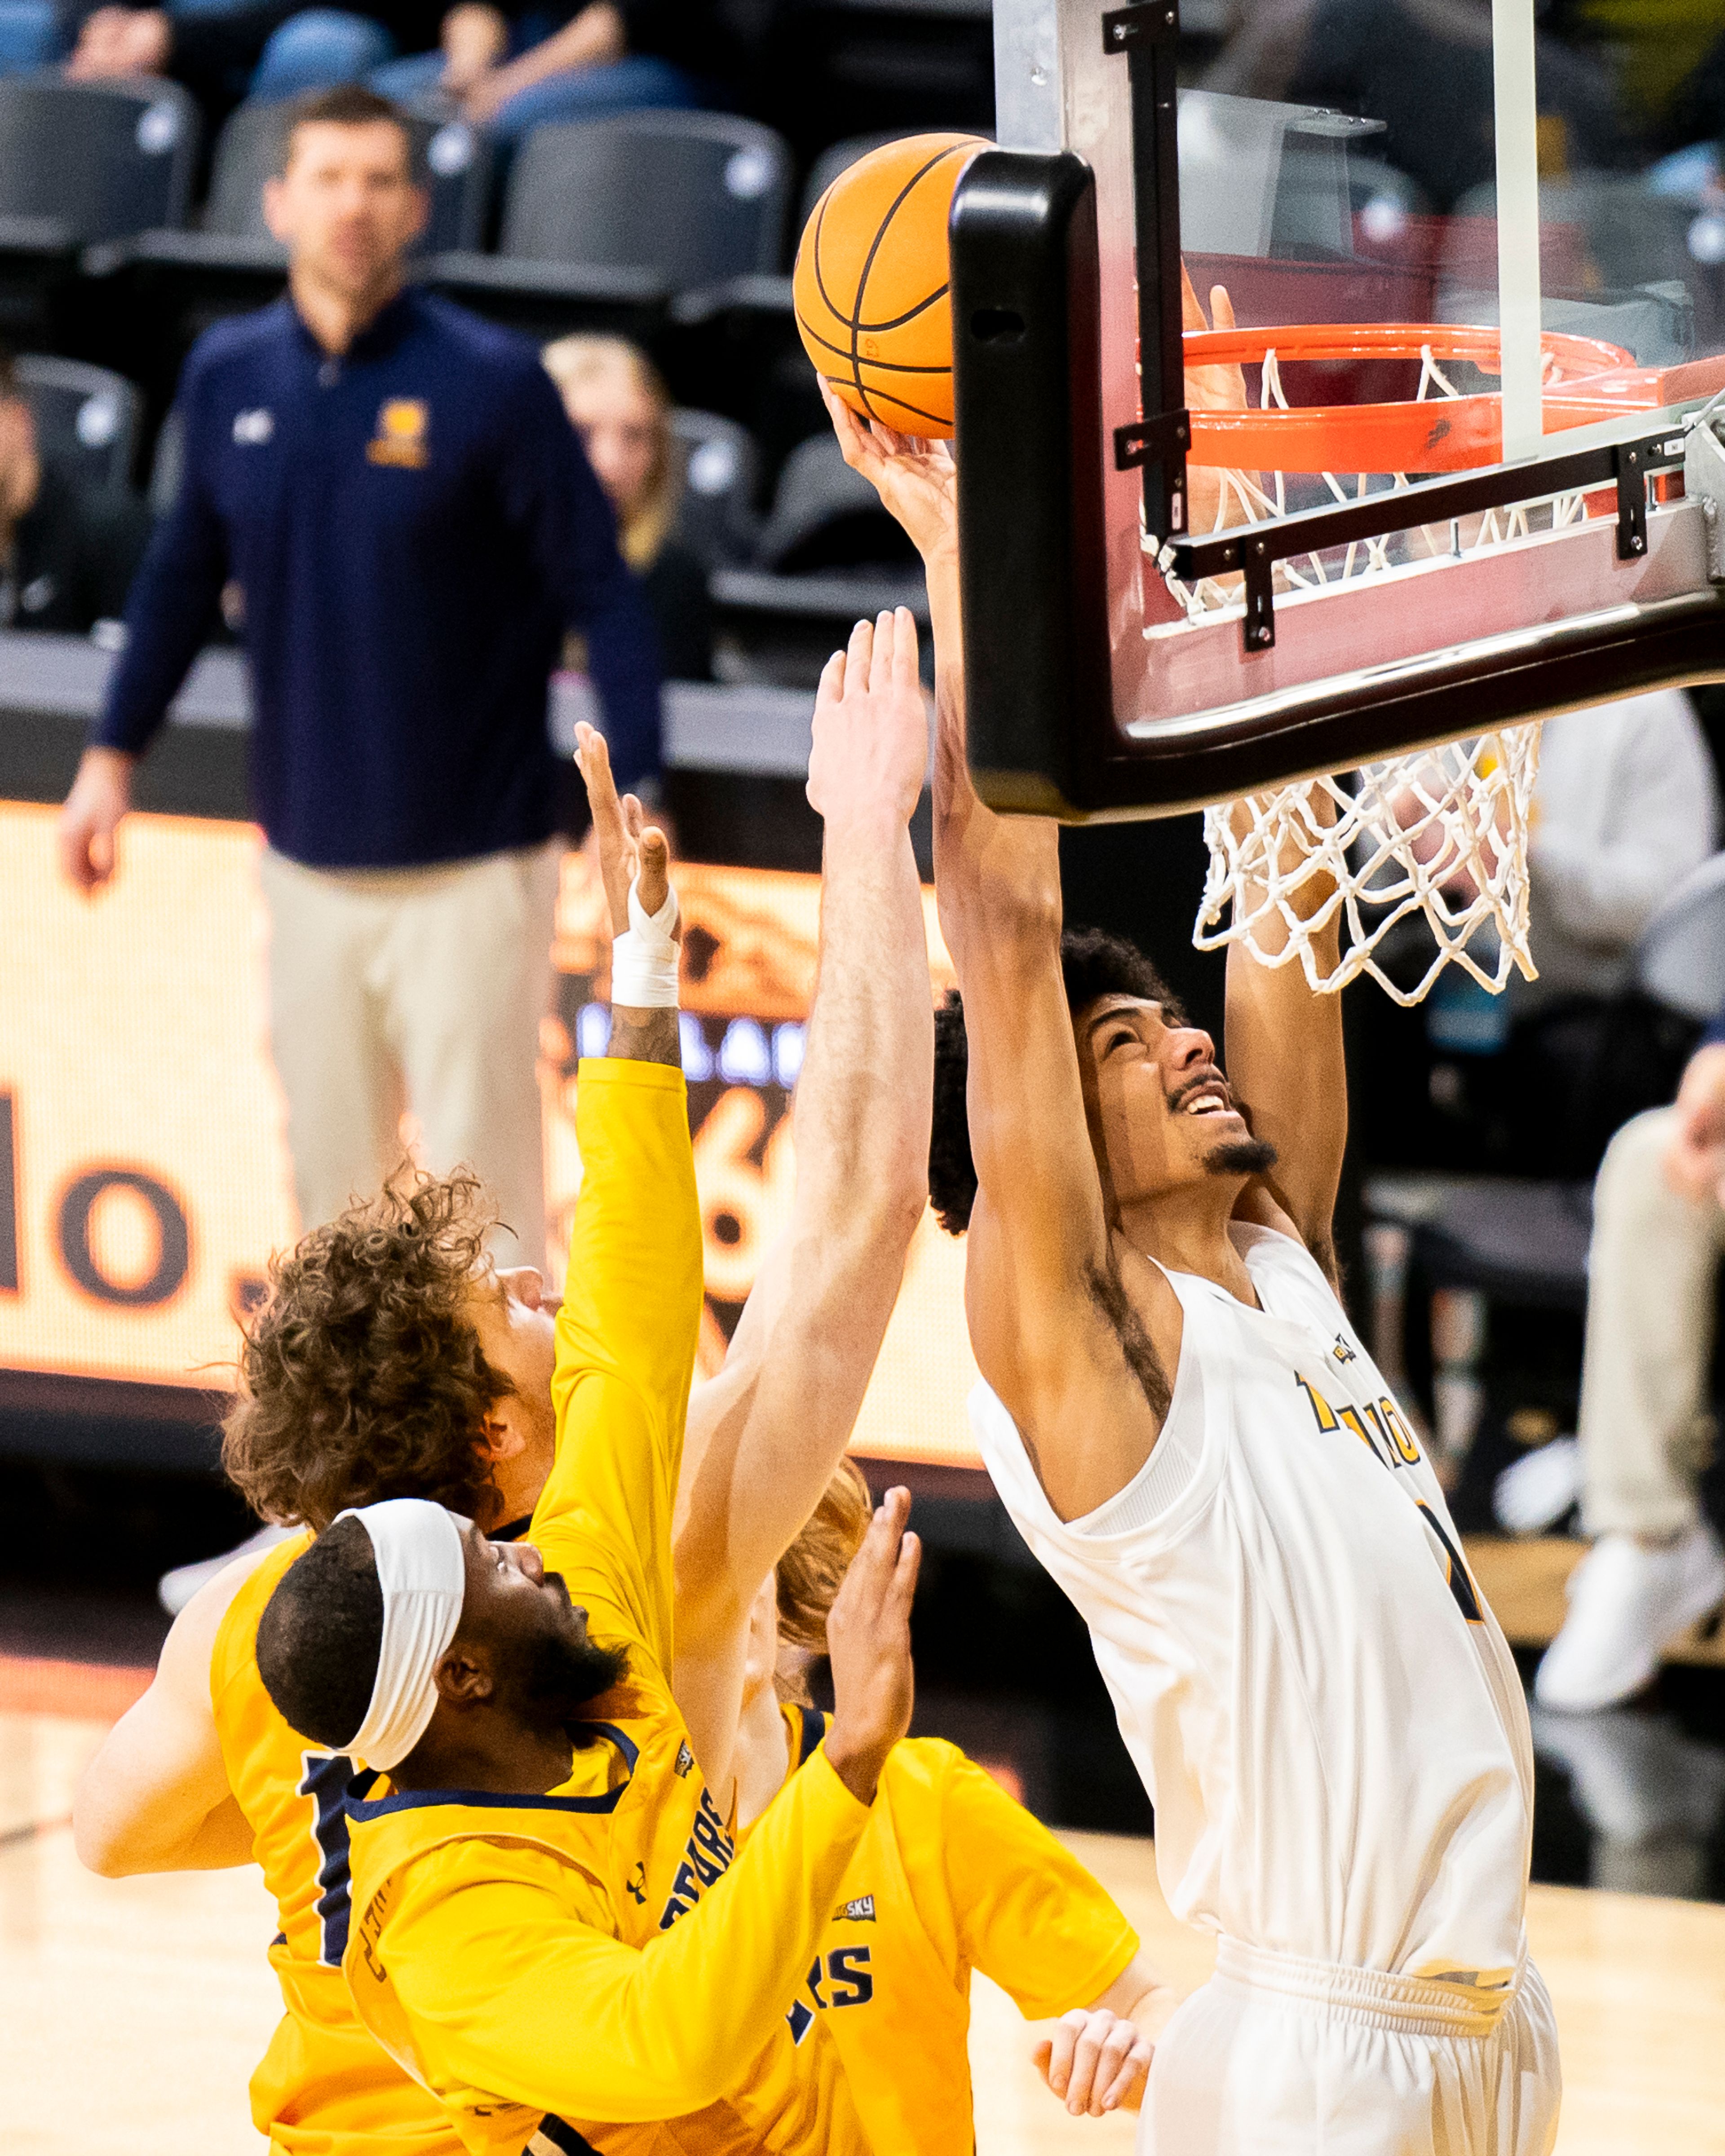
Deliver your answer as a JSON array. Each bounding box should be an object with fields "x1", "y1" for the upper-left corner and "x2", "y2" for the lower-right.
[
  {"x1": 88, "y1": 99, "x2": 495, "y2": 302},
  {"x1": 78, "y1": 100, "x2": 496, "y2": 421},
  {"x1": 426, "y1": 112, "x2": 792, "y2": 343},
  {"x1": 0, "y1": 75, "x2": 199, "y2": 255},
  {"x1": 709, "y1": 431, "x2": 927, "y2": 687},
  {"x1": 669, "y1": 409, "x2": 759, "y2": 569},
  {"x1": 1442, "y1": 174, "x2": 1712, "y2": 365},
  {"x1": 15, "y1": 355, "x2": 142, "y2": 494}
]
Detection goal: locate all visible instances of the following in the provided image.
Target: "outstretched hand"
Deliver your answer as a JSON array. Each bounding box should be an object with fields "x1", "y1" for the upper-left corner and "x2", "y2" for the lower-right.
[
  {"x1": 808, "y1": 609, "x2": 928, "y2": 832},
  {"x1": 575, "y1": 721, "x2": 673, "y2": 937},
  {"x1": 823, "y1": 1486, "x2": 920, "y2": 1806},
  {"x1": 822, "y1": 383, "x2": 957, "y2": 570},
  {"x1": 1181, "y1": 265, "x2": 1252, "y2": 538}
]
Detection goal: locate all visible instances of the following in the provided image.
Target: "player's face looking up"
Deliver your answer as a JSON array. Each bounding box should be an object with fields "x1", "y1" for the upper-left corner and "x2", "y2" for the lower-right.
[
  {"x1": 461, "y1": 1262, "x2": 560, "y2": 1507},
  {"x1": 1075, "y1": 995, "x2": 1275, "y2": 1205},
  {"x1": 442, "y1": 1522, "x2": 627, "y2": 1726}
]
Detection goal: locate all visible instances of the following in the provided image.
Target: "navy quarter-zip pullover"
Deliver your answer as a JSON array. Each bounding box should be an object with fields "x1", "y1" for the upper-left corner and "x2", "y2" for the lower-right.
[{"x1": 96, "y1": 289, "x2": 661, "y2": 869}]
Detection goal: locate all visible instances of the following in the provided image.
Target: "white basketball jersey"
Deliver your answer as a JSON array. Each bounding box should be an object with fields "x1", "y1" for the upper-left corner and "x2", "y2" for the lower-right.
[{"x1": 970, "y1": 1223, "x2": 1535, "y2": 1997}]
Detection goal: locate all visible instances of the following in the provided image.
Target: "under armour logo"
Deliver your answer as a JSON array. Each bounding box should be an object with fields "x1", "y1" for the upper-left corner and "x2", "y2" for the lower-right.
[{"x1": 625, "y1": 1863, "x2": 646, "y2": 1906}]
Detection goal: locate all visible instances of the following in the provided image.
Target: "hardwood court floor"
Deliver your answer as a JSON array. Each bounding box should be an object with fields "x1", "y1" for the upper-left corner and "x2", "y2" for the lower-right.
[{"x1": 6, "y1": 1699, "x2": 1725, "y2": 2156}]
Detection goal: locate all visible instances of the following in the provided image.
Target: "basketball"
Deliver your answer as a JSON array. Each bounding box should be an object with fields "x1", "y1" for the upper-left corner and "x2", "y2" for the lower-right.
[{"x1": 793, "y1": 132, "x2": 987, "y2": 439}]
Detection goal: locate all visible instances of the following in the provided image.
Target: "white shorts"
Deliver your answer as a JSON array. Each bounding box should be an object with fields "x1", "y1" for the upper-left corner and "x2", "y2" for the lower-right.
[{"x1": 1142, "y1": 1939, "x2": 1561, "y2": 2156}]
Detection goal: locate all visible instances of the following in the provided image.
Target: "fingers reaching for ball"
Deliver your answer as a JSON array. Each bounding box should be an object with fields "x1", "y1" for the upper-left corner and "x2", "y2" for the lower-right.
[
  {"x1": 808, "y1": 606, "x2": 927, "y2": 830},
  {"x1": 821, "y1": 381, "x2": 959, "y2": 569}
]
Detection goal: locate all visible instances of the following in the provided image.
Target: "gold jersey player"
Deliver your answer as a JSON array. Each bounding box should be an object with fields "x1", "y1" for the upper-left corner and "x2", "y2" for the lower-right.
[
  {"x1": 248, "y1": 761, "x2": 922, "y2": 2150},
  {"x1": 825, "y1": 385, "x2": 1561, "y2": 2156}
]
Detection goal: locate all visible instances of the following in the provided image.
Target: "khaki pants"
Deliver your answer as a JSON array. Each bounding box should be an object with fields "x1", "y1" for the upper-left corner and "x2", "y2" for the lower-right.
[
  {"x1": 1579, "y1": 1106, "x2": 1725, "y2": 1538},
  {"x1": 259, "y1": 841, "x2": 562, "y2": 1266}
]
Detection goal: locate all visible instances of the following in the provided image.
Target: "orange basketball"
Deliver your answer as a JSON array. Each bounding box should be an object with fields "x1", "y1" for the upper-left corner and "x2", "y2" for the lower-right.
[{"x1": 793, "y1": 133, "x2": 988, "y2": 439}]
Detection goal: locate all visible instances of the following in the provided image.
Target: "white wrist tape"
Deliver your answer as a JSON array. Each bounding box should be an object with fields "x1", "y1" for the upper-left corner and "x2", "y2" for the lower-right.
[{"x1": 610, "y1": 876, "x2": 681, "y2": 1008}]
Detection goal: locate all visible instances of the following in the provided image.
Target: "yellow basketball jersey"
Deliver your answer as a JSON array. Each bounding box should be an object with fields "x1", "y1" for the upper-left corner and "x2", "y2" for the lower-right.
[
  {"x1": 562, "y1": 1708, "x2": 1140, "y2": 2156},
  {"x1": 782, "y1": 1709, "x2": 1140, "y2": 2154},
  {"x1": 210, "y1": 1529, "x2": 465, "y2": 2156}
]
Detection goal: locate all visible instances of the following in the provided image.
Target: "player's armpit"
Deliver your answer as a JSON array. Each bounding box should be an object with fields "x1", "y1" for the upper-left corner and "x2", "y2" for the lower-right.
[{"x1": 968, "y1": 1192, "x2": 1177, "y2": 1525}]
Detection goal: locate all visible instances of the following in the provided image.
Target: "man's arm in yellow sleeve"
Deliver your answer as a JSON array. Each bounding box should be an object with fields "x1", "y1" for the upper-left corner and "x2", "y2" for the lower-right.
[
  {"x1": 379, "y1": 1747, "x2": 868, "y2": 2125},
  {"x1": 536, "y1": 1057, "x2": 703, "y2": 1670},
  {"x1": 933, "y1": 1746, "x2": 1141, "y2": 2019}
]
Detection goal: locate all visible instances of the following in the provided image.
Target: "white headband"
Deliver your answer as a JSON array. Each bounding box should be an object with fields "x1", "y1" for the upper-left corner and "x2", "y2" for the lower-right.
[{"x1": 335, "y1": 1498, "x2": 468, "y2": 1770}]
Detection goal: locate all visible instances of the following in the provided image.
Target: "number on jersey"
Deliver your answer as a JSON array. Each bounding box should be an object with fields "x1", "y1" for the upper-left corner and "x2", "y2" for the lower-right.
[
  {"x1": 1295, "y1": 1377, "x2": 1483, "y2": 1625},
  {"x1": 298, "y1": 1750, "x2": 355, "y2": 1966}
]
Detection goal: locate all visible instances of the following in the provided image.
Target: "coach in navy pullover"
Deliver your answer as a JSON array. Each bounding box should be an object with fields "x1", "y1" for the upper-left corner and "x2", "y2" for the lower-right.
[{"x1": 92, "y1": 286, "x2": 659, "y2": 869}]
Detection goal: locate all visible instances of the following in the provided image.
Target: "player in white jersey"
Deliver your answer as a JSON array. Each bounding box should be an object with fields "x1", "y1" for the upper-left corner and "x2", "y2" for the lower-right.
[{"x1": 825, "y1": 382, "x2": 1560, "y2": 2156}]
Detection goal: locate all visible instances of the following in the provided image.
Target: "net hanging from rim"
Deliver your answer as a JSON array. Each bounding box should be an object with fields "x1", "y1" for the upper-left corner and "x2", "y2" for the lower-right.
[
  {"x1": 1194, "y1": 737, "x2": 1542, "y2": 1007},
  {"x1": 1159, "y1": 321, "x2": 1678, "y2": 1003}
]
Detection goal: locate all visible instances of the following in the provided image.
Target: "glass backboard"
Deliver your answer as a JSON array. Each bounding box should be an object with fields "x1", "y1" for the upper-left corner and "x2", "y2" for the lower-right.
[{"x1": 955, "y1": 0, "x2": 1725, "y2": 819}]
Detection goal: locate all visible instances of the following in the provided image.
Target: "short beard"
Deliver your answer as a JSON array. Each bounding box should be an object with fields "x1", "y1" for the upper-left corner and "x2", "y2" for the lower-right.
[
  {"x1": 517, "y1": 1606, "x2": 629, "y2": 1731},
  {"x1": 1205, "y1": 1135, "x2": 1278, "y2": 1178}
]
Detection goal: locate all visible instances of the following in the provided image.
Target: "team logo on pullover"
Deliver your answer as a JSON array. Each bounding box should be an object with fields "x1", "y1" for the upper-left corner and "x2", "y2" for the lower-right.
[{"x1": 367, "y1": 400, "x2": 430, "y2": 468}]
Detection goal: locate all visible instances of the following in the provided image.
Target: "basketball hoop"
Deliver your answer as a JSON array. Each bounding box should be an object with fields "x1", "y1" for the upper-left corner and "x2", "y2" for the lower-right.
[{"x1": 1167, "y1": 319, "x2": 1696, "y2": 1003}]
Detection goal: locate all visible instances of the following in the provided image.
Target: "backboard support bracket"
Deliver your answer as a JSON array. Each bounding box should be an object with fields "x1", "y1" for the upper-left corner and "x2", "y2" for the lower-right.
[
  {"x1": 1102, "y1": 0, "x2": 1189, "y2": 539},
  {"x1": 1166, "y1": 429, "x2": 1686, "y2": 653}
]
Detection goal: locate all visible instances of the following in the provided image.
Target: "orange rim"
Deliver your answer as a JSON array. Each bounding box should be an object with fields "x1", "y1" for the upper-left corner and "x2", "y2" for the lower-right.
[{"x1": 1177, "y1": 323, "x2": 1716, "y2": 474}]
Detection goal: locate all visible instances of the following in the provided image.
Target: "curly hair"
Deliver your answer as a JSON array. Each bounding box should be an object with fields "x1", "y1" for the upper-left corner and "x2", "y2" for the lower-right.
[
  {"x1": 929, "y1": 928, "x2": 1185, "y2": 1236},
  {"x1": 222, "y1": 1170, "x2": 512, "y2": 1532}
]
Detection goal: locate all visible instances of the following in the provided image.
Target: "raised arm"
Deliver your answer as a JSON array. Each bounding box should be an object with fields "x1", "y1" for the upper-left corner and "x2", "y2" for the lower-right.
[
  {"x1": 824, "y1": 391, "x2": 1168, "y2": 1521},
  {"x1": 672, "y1": 607, "x2": 932, "y2": 1786},
  {"x1": 72, "y1": 1551, "x2": 261, "y2": 1877},
  {"x1": 535, "y1": 726, "x2": 700, "y2": 1676},
  {"x1": 1218, "y1": 794, "x2": 1347, "y2": 1281}
]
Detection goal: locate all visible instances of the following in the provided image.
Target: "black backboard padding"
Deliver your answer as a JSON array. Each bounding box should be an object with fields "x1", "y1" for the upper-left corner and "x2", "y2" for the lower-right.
[{"x1": 952, "y1": 149, "x2": 1113, "y2": 815}]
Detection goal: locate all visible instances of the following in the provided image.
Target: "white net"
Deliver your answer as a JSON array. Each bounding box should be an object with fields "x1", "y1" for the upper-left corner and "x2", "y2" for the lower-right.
[{"x1": 1194, "y1": 726, "x2": 1543, "y2": 1006}]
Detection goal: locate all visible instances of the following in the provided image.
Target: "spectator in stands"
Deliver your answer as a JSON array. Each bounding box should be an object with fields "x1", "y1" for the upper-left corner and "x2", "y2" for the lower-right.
[
  {"x1": 63, "y1": 0, "x2": 348, "y2": 127},
  {"x1": 543, "y1": 334, "x2": 713, "y2": 684},
  {"x1": 1534, "y1": 1017, "x2": 1725, "y2": 1712},
  {"x1": 0, "y1": 349, "x2": 149, "y2": 635},
  {"x1": 226, "y1": 0, "x2": 769, "y2": 146},
  {"x1": 1502, "y1": 691, "x2": 1719, "y2": 1166},
  {"x1": 1514, "y1": 689, "x2": 1719, "y2": 1013},
  {"x1": 56, "y1": 86, "x2": 661, "y2": 1266},
  {"x1": 1402, "y1": 690, "x2": 1720, "y2": 1176}
]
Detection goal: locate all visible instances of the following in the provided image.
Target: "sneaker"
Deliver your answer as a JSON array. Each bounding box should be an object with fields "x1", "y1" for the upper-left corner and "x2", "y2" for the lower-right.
[
  {"x1": 1535, "y1": 1523, "x2": 1725, "y2": 1712},
  {"x1": 158, "y1": 1522, "x2": 295, "y2": 1617},
  {"x1": 1494, "y1": 1437, "x2": 1581, "y2": 1535}
]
